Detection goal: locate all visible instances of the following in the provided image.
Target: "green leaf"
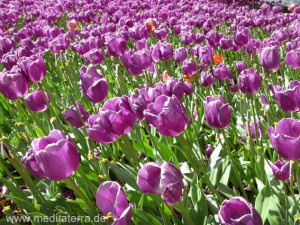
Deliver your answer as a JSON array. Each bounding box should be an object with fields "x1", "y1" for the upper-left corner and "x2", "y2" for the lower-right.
[
  {"x1": 255, "y1": 185, "x2": 280, "y2": 224},
  {"x1": 132, "y1": 208, "x2": 162, "y2": 225}
]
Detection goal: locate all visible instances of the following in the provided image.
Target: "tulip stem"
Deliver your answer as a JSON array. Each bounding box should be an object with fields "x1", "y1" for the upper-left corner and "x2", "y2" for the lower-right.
[
  {"x1": 177, "y1": 134, "x2": 222, "y2": 203},
  {"x1": 220, "y1": 130, "x2": 248, "y2": 200},
  {"x1": 65, "y1": 177, "x2": 96, "y2": 212},
  {"x1": 2, "y1": 142, "x2": 47, "y2": 206},
  {"x1": 289, "y1": 161, "x2": 300, "y2": 213}
]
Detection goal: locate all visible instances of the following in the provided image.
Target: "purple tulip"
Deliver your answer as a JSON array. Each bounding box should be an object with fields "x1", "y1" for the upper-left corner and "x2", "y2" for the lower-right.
[
  {"x1": 174, "y1": 47, "x2": 188, "y2": 63},
  {"x1": 285, "y1": 50, "x2": 300, "y2": 69},
  {"x1": 260, "y1": 45, "x2": 281, "y2": 72},
  {"x1": 83, "y1": 48, "x2": 104, "y2": 65},
  {"x1": 233, "y1": 27, "x2": 250, "y2": 46},
  {"x1": 80, "y1": 65, "x2": 108, "y2": 103},
  {"x1": 144, "y1": 95, "x2": 189, "y2": 136},
  {"x1": 268, "y1": 118, "x2": 300, "y2": 160},
  {"x1": 96, "y1": 181, "x2": 131, "y2": 225},
  {"x1": 107, "y1": 37, "x2": 127, "y2": 57},
  {"x1": 200, "y1": 71, "x2": 214, "y2": 87},
  {"x1": 244, "y1": 121, "x2": 264, "y2": 140},
  {"x1": 87, "y1": 96, "x2": 135, "y2": 144},
  {"x1": 213, "y1": 64, "x2": 233, "y2": 81},
  {"x1": 62, "y1": 102, "x2": 90, "y2": 128},
  {"x1": 137, "y1": 162, "x2": 184, "y2": 204},
  {"x1": 151, "y1": 42, "x2": 173, "y2": 62},
  {"x1": 260, "y1": 95, "x2": 269, "y2": 105},
  {"x1": 274, "y1": 83, "x2": 300, "y2": 112},
  {"x1": 220, "y1": 36, "x2": 233, "y2": 50},
  {"x1": 219, "y1": 197, "x2": 262, "y2": 225},
  {"x1": 24, "y1": 89, "x2": 50, "y2": 112},
  {"x1": 0, "y1": 66, "x2": 28, "y2": 100},
  {"x1": 20, "y1": 55, "x2": 47, "y2": 83},
  {"x1": 162, "y1": 78, "x2": 193, "y2": 100},
  {"x1": 22, "y1": 130, "x2": 80, "y2": 181},
  {"x1": 122, "y1": 50, "x2": 152, "y2": 76},
  {"x1": 271, "y1": 160, "x2": 290, "y2": 182},
  {"x1": 235, "y1": 61, "x2": 247, "y2": 72},
  {"x1": 181, "y1": 59, "x2": 197, "y2": 76},
  {"x1": 204, "y1": 96, "x2": 232, "y2": 129},
  {"x1": 205, "y1": 145, "x2": 214, "y2": 158},
  {"x1": 238, "y1": 67, "x2": 262, "y2": 94},
  {"x1": 21, "y1": 149, "x2": 46, "y2": 178}
]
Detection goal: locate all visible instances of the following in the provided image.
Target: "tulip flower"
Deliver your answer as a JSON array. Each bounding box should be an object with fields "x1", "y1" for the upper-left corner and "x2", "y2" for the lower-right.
[
  {"x1": 24, "y1": 88, "x2": 50, "y2": 112},
  {"x1": 238, "y1": 67, "x2": 262, "y2": 94},
  {"x1": 233, "y1": 27, "x2": 250, "y2": 46},
  {"x1": 22, "y1": 130, "x2": 80, "y2": 181},
  {"x1": 273, "y1": 84, "x2": 300, "y2": 112},
  {"x1": 244, "y1": 121, "x2": 264, "y2": 140},
  {"x1": 204, "y1": 96, "x2": 232, "y2": 129},
  {"x1": 205, "y1": 145, "x2": 214, "y2": 158},
  {"x1": 96, "y1": 181, "x2": 131, "y2": 225},
  {"x1": 80, "y1": 65, "x2": 108, "y2": 103},
  {"x1": 181, "y1": 59, "x2": 197, "y2": 76},
  {"x1": 107, "y1": 37, "x2": 127, "y2": 57},
  {"x1": 218, "y1": 197, "x2": 262, "y2": 225},
  {"x1": 144, "y1": 95, "x2": 189, "y2": 136},
  {"x1": 235, "y1": 61, "x2": 247, "y2": 72},
  {"x1": 260, "y1": 45, "x2": 281, "y2": 72},
  {"x1": 145, "y1": 18, "x2": 156, "y2": 32},
  {"x1": 0, "y1": 66, "x2": 28, "y2": 100},
  {"x1": 67, "y1": 19, "x2": 79, "y2": 31},
  {"x1": 174, "y1": 47, "x2": 188, "y2": 63},
  {"x1": 20, "y1": 55, "x2": 47, "y2": 83},
  {"x1": 122, "y1": 50, "x2": 152, "y2": 76},
  {"x1": 162, "y1": 77, "x2": 193, "y2": 100},
  {"x1": 268, "y1": 118, "x2": 300, "y2": 160},
  {"x1": 151, "y1": 42, "x2": 173, "y2": 62},
  {"x1": 271, "y1": 160, "x2": 290, "y2": 182},
  {"x1": 87, "y1": 96, "x2": 135, "y2": 144},
  {"x1": 62, "y1": 102, "x2": 90, "y2": 128},
  {"x1": 21, "y1": 149, "x2": 46, "y2": 178},
  {"x1": 213, "y1": 54, "x2": 224, "y2": 64},
  {"x1": 200, "y1": 71, "x2": 214, "y2": 87},
  {"x1": 137, "y1": 162, "x2": 184, "y2": 204},
  {"x1": 83, "y1": 48, "x2": 104, "y2": 65},
  {"x1": 213, "y1": 64, "x2": 233, "y2": 81},
  {"x1": 285, "y1": 50, "x2": 300, "y2": 69}
]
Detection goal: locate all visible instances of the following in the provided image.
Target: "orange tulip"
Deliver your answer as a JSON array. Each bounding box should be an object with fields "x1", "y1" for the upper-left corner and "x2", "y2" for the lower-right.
[
  {"x1": 67, "y1": 19, "x2": 79, "y2": 31},
  {"x1": 184, "y1": 74, "x2": 197, "y2": 83},
  {"x1": 213, "y1": 54, "x2": 224, "y2": 64},
  {"x1": 145, "y1": 18, "x2": 156, "y2": 32}
]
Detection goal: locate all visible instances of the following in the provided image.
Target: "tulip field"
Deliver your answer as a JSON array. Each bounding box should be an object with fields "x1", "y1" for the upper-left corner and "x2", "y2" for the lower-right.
[{"x1": 2, "y1": 0, "x2": 300, "y2": 224}]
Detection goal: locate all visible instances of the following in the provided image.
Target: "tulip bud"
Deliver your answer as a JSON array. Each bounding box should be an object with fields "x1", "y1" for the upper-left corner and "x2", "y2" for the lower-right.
[
  {"x1": 80, "y1": 65, "x2": 108, "y2": 103},
  {"x1": 137, "y1": 162, "x2": 184, "y2": 204},
  {"x1": 218, "y1": 197, "x2": 262, "y2": 225},
  {"x1": 67, "y1": 19, "x2": 79, "y2": 31},
  {"x1": 144, "y1": 95, "x2": 189, "y2": 136},
  {"x1": 96, "y1": 181, "x2": 132, "y2": 225},
  {"x1": 204, "y1": 96, "x2": 232, "y2": 129},
  {"x1": 271, "y1": 160, "x2": 290, "y2": 182},
  {"x1": 20, "y1": 55, "x2": 47, "y2": 83},
  {"x1": 22, "y1": 130, "x2": 80, "y2": 181},
  {"x1": 24, "y1": 89, "x2": 50, "y2": 112},
  {"x1": 200, "y1": 71, "x2": 214, "y2": 87},
  {"x1": 268, "y1": 118, "x2": 300, "y2": 160},
  {"x1": 174, "y1": 47, "x2": 187, "y2": 63},
  {"x1": 0, "y1": 66, "x2": 28, "y2": 100},
  {"x1": 260, "y1": 45, "x2": 281, "y2": 72},
  {"x1": 238, "y1": 67, "x2": 262, "y2": 94},
  {"x1": 62, "y1": 102, "x2": 90, "y2": 128}
]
